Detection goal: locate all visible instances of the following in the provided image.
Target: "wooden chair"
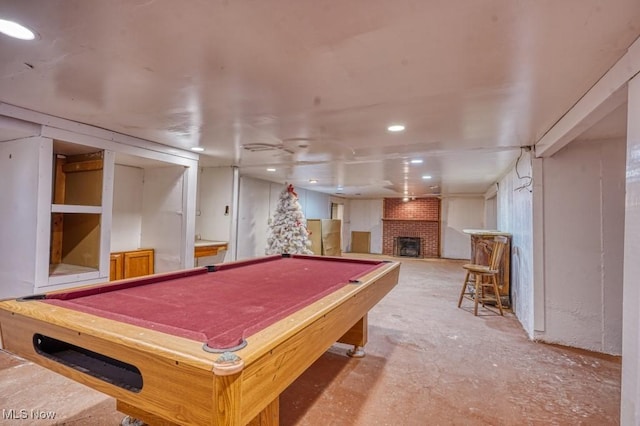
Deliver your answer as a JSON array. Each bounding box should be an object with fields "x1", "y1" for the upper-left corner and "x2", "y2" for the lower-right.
[{"x1": 457, "y1": 236, "x2": 508, "y2": 316}]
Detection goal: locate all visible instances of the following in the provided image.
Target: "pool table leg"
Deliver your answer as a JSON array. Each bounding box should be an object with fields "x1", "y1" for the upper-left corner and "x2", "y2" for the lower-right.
[
  {"x1": 338, "y1": 314, "x2": 368, "y2": 358},
  {"x1": 247, "y1": 396, "x2": 279, "y2": 425}
]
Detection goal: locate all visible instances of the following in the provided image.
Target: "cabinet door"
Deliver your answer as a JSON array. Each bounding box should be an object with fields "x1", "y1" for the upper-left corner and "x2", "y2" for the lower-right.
[
  {"x1": 110, "y1": 253, "x2": 123, "y2": 281},
  {"x1": 123, "y1": 249, "x2": 154, "y2": 279}
]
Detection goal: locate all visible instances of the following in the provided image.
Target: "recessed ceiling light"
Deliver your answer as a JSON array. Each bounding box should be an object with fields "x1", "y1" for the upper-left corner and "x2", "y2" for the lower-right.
[
  {"x1": 410, "y1": 159, "x2": 423, "y2": 164},
  {"x1": 0, "y1": 19, "x2": 37, "y2": 40},
  {"x1": 387, "y1": 124, "x2": 405, "y2": 132},
  {"x1": 402, "y1": 197, "x2": 409, "y2": 202},
  {"x1": 190, "y1": 147, "x2": 205, "y2": 152},
  {"x1": 337, "y1": 186, "x2": 344, "y2": 190},
  {"x1": 309, "y1": 179, "x2": 318, "y2": 183},
  {"x1": 266, "y1": 168, "x2": 276, "y2": 172},
  {"x1": 422, "y1": 175, "x2": 432, "y2": 179}
]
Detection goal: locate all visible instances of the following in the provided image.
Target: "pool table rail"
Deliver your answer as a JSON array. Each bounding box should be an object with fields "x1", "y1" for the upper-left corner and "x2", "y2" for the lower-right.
[{"x1": 0, "y1": 302, "x2": 219, "y2": 425}]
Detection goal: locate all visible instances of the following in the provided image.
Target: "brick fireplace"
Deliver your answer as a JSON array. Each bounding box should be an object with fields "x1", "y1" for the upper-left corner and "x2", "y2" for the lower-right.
[{"x1": 382, "y1": 198, "x2": 440, "y2": 258}]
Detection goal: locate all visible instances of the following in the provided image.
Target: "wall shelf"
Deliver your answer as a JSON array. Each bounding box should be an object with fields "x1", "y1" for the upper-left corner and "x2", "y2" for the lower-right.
[{"x1": 51, "y1": 205, "x2": 103, "y2": 214}]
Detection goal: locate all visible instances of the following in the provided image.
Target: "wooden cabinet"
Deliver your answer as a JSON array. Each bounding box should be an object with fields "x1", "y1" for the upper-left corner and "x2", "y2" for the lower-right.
[
  {"x1": 193, "y1": 241, "x2": 227, "y2": 267},
  {"x1": 194, "y1": 241, "x2": 228, "y2": 258},
  {"x1": 110, "y1": 249, "x2": 154, "y2": 281},
  {"x1": 110, "y1": 252, "x2": 124, "y2": 281}
]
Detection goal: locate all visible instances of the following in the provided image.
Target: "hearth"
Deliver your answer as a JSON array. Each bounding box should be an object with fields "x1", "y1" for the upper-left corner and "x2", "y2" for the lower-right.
[{"x1": 394, "y1": 237, "x2": 421, "y2": 258}]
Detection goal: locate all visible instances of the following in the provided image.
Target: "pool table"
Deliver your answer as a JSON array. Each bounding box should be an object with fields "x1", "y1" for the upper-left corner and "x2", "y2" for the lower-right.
[{"x1": 0, "y1": 254, "x2": 400, "y2": 425}]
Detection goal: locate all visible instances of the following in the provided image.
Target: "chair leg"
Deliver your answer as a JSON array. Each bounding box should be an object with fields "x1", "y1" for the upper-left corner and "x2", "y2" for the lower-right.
[
  {"x1": 491, "y1": 275, "x2": 504, "y2": 315},
  {"x1": 458, "y1": 271, "x2": 471, "y2": 308},
  {"x1": 473, "y1": 273, "x2": 480, "y2": 316}
]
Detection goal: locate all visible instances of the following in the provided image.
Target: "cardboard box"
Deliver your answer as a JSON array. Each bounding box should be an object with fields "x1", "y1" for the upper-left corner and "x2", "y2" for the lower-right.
[
  {"x1": 307, "y1": 219, "x2": 341, "y2": 256},
  {"x1": 350, "y1": 231, "x2": 371, "y2": 253},
  {"x1": 321, "y1": 219, "x2": 342, "y2": 256},
  {"x1": 307, "y1": 219, "x2": 323, "y2": 255}
]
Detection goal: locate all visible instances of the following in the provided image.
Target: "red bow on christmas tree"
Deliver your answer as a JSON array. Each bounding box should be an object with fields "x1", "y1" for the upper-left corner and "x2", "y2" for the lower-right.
[{"x1": 287, "y1": 184, "x2": 298, "y2": 198}]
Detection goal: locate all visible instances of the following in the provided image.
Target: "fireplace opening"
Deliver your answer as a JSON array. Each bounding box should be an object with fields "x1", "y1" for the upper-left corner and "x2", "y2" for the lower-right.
[{"x1": 394, "y1": 237, "x2": 421, "y2": 258}]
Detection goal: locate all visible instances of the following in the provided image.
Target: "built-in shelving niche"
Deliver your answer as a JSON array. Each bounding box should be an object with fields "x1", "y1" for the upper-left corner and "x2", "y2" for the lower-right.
[{"x1": 49, "y1": 143, "x2": 105, "y2": 281}]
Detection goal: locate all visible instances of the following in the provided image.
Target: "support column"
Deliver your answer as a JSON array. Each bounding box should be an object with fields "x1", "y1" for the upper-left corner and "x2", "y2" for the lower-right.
[{"x1": 621, "y1": 74, "x2": 640, "y2": 425}]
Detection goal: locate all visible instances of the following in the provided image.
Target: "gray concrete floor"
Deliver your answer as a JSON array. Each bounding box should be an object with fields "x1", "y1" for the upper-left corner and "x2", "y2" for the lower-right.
[{"x1": 0, "y1": 256, "x2": 621, "y2": 425}]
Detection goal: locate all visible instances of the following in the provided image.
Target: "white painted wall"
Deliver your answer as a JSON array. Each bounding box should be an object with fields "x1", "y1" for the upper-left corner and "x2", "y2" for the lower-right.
[
  {"x1": 440, "y1": 197, "x2": 485, "y2": 259},
  {"x1": 237, "y1": 177, "x2": 273, "y2": 260},
  {"x1": 140, "y1": 166, "x2": 187, "y2": 273},
  {"x1": 196, "y1": 167, "x2": 234, "y2": 242},
  {"x1": 301, "y1": 189, "x2": 331, "y2": 219},
  {"x1": 484, "y1": 195, "x2": 498, "y2": 229},
  {"x1": 537, "y1": 137, "x2": 625, "y2": 354},
  {"x1": 0, "y1": 137, "x2": 52, "y2": 298},
  {"x1": 111, "y1": 165, "x2": 144, "y2": 252},
  {"x1": 621, "y1": 75, "x2": 640, "y2": 425},
  {"x1": 348, "y1": 199, "x2": 384, "y2": 253},
  {"x1": 331, "y1": 197, "x2": 350, "y2": 253},
  {"x1": 497, "y1": 150, "x2": 535, "y2": 336}
]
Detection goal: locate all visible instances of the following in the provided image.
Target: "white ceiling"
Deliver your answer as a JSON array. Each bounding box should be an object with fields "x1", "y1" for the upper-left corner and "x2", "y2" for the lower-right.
[{"x1": 0, "y1": 1, "x2": 638, "y2": 197}]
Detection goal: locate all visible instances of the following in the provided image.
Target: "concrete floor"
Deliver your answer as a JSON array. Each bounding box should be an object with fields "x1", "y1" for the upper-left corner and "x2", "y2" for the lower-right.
[{"x1": 0, "y1": 256, "x2": 621, "y2": 425}]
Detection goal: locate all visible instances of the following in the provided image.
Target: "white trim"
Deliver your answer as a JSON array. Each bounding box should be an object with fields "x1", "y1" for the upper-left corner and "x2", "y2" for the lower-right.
[
  {"x1": 46, "y1": 271, "x2": 104, "y2": 288},
  {"x1": 230, "y1": 166, "x2": 240, "y2": 261},
  {"x1": 34, "y1": 138, "x2": 53, "y2": 288},
  {"x1": 100, "y1": 150, "x2": 115, "y2": 280},
  {"x1": 182, "y1": 165, "x2": 198, "y2": 268},
  {"x1": 51, "y1": 204, "x2": 103, "y2": 214},
  {"x1": 41, "y1": 126, "x2": 197, "y2": 166},
  {"x1": 0, "y1": 115, "x2": 40, "y2": 135},
  {"x1": 536, "y1": 37, "x2": 640, "y2": 157},
  {"x1": 0, "y1": 102, "x2": 199, "y2": 163},
  {"x1": 532, "y1": 157, "x2": 545, "y2": 332},
  {"x1": 484, "y1": 183, "x2": 498, "y2": 200}
]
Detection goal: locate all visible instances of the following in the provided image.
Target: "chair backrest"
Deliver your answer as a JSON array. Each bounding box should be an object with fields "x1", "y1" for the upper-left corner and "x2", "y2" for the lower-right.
[{"x1": 488, "y1": 236, "x2": 508, "y2": 271}]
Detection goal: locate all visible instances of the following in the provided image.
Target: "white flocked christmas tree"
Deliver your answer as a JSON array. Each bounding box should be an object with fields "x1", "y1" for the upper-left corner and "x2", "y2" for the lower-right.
[{"x1": 266, "y1": 184, "x2": 313, "y2": 255}]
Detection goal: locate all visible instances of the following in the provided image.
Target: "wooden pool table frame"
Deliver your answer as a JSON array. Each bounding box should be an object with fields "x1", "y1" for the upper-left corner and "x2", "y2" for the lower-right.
[{"x1": 0, "y1": 258, "x2": 400, "y2": 426}]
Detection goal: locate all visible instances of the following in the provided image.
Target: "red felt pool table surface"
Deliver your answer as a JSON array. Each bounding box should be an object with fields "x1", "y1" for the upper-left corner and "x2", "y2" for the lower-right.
[
  {"x1": 0, "y1": 254, "x2": 401, "y2": 426},
  {"x1": 42, "y1": 254, "x2": 385, "y2": 351}
]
